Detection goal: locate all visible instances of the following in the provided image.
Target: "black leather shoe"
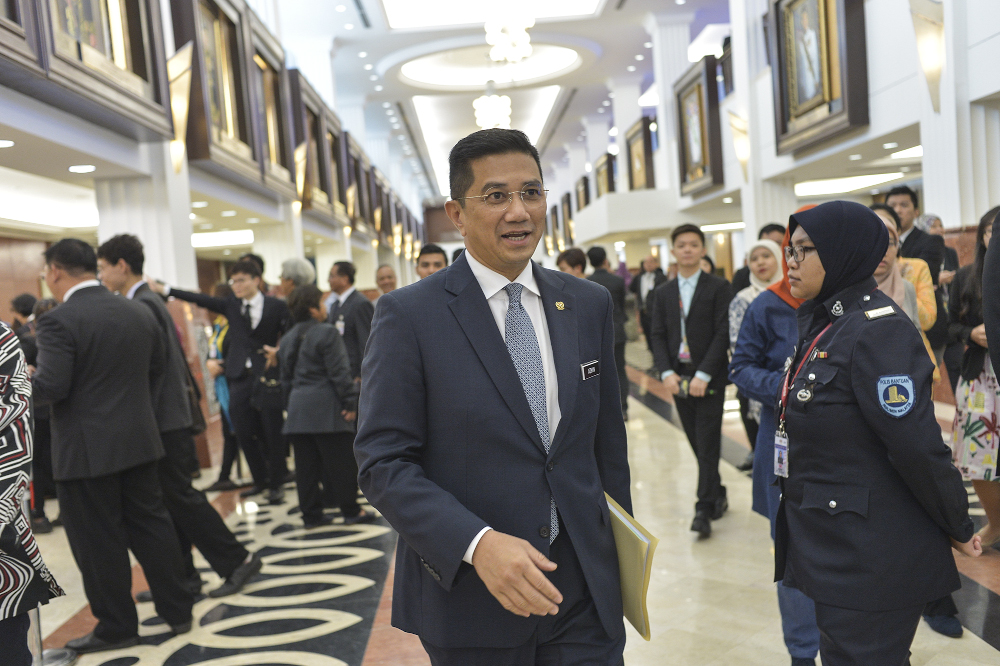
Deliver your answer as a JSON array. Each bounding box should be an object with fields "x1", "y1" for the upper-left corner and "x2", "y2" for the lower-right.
[
  {"x1": 690, "y1": 512, "x2": 711, "y2": 538},
  {"x1": 923, "y1": 613, "x2": 963, "y2": 638},
  {"x1": 736, "y1": 452, "x2": 754, "y2": 472},
  {"x1": 208, "y1": 552, "x2": 262, "y2": 598},
  {"x1": 304, "y1": 515, "x2": 334, "y2": 529},
  {"x1": 239, "y1": 486, "x2": 263, "y2": 498},
  {"x1": 205, "y1": 479, "x2": 238, "y2": 492},
  {"x1": 65, "y1": 631, "x2": 139, "y2": 653},
  {"x1": 32, "y1": 515, "x2": 53, "y2": 534},
  {"x1": 711, "y1": 496, "x2": 729, "y2": 520},
  {"x1": 791, "y1": 659, "x2": 816, "y2": 666},
  {"x1": 344, "y1": 509, "x2": 377, "y2": 526},
  {"x1": 265, "y1": 487, "x2": 285, "y2": 505},
  {"x1": 170, "y1": 621, "x2": 192, "y2": 635}
]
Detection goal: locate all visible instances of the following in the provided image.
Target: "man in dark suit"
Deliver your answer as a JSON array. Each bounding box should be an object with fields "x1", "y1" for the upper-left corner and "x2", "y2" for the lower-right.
[
  {"x1": 356, "y1": 128, "x2": 632, "y2": 664},
  {"x1": 629, "y1": 255, "x2": 666, "y2": 355},
  {"x1": 587, "y1": 246, "x2": 629, "y2": 419},
  {"x1": 326, "y1": 261, "x2": 374, "y2": 382},
  {"x1": 97, "y1": 235, "x2": 262, "y2": 599},
  {"x1": 888, "y1": 186, "x2": 945, "y2": 285},
  {"x1": 649, "y1": 224, "x2": 732, "y2": 538},
  {"x1": 731, "y1": 223, "x2": 786, "y2": 294},
  {"x1": 32, "y1": 239, "x2": 193, "y2": 653},
  {"x1": 151, "y1": 260, "x2": 291, "y2": 502}
]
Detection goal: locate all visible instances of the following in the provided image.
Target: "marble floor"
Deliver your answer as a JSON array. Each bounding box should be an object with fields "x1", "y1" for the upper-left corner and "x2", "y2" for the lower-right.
[{"x1": 29, "y1": 347, "x2": 1000, "y2": 665}]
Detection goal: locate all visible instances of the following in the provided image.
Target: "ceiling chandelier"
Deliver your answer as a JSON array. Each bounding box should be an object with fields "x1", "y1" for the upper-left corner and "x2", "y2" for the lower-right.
[
  {"x1": 485, "y1": 14, "x2": 535, "y2": 63},
  {"x1": 473, "y1": 80, "x2": 512, "y2": 130}
]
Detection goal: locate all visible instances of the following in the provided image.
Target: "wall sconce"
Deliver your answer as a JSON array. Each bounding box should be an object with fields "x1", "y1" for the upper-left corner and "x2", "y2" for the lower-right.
[
  {"x1": 167, "y1": 43, "x2": 194, "y2": 174},
  {"x1": 910, "y1": 0, "x2": 944, "y2": 113},
  {"x1": 545, "y1": 235, "x2": 554, "y2": 256},
  {"x1": 294, "y1": 142, "x2": 308, "y2": 202},
  {"x1": 728, "y1": 112, "x2": 750, "y2": 182}
]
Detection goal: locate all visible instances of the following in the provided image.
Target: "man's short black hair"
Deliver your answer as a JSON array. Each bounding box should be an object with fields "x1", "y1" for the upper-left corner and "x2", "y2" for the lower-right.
[
  {"x1": 702, "y1": 255, "x2": 716, "y2": 272},
  {"x1": 758, "y1": 223, "x2": 786, "y2": 239},
  {"x1": 287, "y1": 284, "x2": 323, "y2": 323},
  {"x1": 557, "y1": 248, "x2": 587, "y2": 271},
  {"x1": 452, "y1": 247, "x2": 464, "y2": 263},
  {"x1": 44, "y1": 238, "x2": 97, "y2": 276},
  {"x1": 238, "y1": 252, "x2": 265, "y2": 273},
  {"x1": 886, "y1": 185, "x2": 919, "y2": 209},
  {"x1": 11, "y1": 294, "x2": 37, "y2": 317},
  {"x1": 418, "y1": 244, "x2": 449, "y2": 265},
  {"x1": 449, "y1": 129, "x2": 543, "y2": 203},
  {"x1": 671, "y1": 224, "x2": 705, "y2": 245},
  {"x1": 870, "y1": 203, "x2": 902, "y2": 232},
  {"x1": 586, "y1": 246, "x2": 607, "y2": 269},
  {"x1": 97, "y1": 234, "x2": 145, "y2": 275},
  {"x1": 333, "y1": 261, "x2": 356, "y2": 285},
  {"x1": 229, "y1": 259, "x2": 262, "y2": 279}
]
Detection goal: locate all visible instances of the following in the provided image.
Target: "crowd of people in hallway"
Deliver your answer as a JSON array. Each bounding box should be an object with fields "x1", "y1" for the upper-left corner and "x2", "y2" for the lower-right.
[{"x1": 1, "y1": 129, "x2": 1000, "y2": 666}]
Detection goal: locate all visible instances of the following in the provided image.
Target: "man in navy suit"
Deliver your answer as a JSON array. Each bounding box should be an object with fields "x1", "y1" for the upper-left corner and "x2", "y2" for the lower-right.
[{"x1": 356, "y1": 129, "x2": 632, "y2": 664}]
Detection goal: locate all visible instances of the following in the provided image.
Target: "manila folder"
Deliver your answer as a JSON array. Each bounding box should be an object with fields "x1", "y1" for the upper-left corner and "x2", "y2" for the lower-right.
[{"x1": 605, "y1": 492, "x2": 658, "y2": 641}]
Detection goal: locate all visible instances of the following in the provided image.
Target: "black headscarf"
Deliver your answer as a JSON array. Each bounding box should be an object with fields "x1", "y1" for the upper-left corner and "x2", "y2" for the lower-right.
[{"x1": 788, "y1": 200, "x2": 889, "y2": 303}]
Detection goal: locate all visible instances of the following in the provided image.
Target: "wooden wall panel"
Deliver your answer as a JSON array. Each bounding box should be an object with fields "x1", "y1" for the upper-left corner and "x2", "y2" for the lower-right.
[{"x1": 0, "y1": 237, "x2": 47, "y2": 326}]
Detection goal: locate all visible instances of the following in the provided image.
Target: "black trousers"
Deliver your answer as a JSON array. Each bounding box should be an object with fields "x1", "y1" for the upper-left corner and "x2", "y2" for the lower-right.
[
  {"x1": 217, "y1": 407, "x2": 240, "y2": 482},
  {"x1": 737, "y1": 390, "x2": 759, "y2": 452},
  {"x1": 228, "y1": 375, "x2": 287, "y2": 490},
  {"x1": 0, "y1": 612, "x2": 32, "y2": 666},
  {"x1": 674, "y1": 388, "x2": 726, "y2": 513},
  {"x1": 420, "y1": 519, "x2": 625, "y2": 666},
  {"x1": 923, "y1": 594, "x2": 958, "y2": 617},
  {"x1": 614, "y1": 341, "x2": 628, "y2": 414},
  {"x1": 814, "y1": 601, "x2": 922, "y2": 666},
  {"x1": 290, "y1": 432, "x2": 360, "y2": 522},
  {"x1": 159, "y1": 428, "x2": 248, "y2": 580},
  {"x1": 31, "y1": 416, "x2": 54, "y2": 515},
  {"x1": 57, "y1": 461, "x2": 193, "y2": 640},
  {"x1": 639, "y1": 310, "x2": 654, "y2": 354}
]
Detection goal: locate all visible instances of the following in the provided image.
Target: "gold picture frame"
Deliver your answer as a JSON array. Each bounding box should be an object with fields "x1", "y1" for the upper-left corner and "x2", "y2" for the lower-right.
[
  {"x1": 594, "y1": 153, "x2": 615, "y2": 198},
  {"x1": 674, "y1": 56, "x2": 723, "y2": 197},
  {"x1": 782, "y1": 0, "x2": 830, "y2": 119}
]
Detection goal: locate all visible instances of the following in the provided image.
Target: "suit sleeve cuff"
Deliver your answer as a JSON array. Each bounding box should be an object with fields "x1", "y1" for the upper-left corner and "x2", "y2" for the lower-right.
[
  {"x1": 660, "y1": 370, "x2": 675, "y2": 381},
  {"x1": 695, "y1": 371, "x2": 712, "y2": 383},
  {"x1": 463, "y1": 526, "x2": 492, "y2": 565}
]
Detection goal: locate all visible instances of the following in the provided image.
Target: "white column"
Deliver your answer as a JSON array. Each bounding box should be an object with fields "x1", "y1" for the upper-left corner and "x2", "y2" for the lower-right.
[
  {"x1": 645, "y1": 12, "x2": 695, "y2": 194},
  {"x1": 351, "y1": 240, "x2": 377, "y2": 291},
  {"x1": 365, "y1": 133, "x2": 390, "y2": 173},
  {"x1": 252, "y1": 201, "x2": 303, "y2": 285},
  {"x1": 94, "y1": 141, "x2": 198, "y2": 288},
  {"x1": 607, "y1": 75, "x2": 643, "y2": 193},
  {"x1": 338, "y1": 98, "x2": 367, "y2": 143},
  {"x1": 564, "y1": 143, "x2": 587, "y2": 195},
  {"x1": 314, "y1": 230, "x2": 351, "y2": 290},
  {"x1": 582, "y1": 115, "x2": 609, "y2": 168}
]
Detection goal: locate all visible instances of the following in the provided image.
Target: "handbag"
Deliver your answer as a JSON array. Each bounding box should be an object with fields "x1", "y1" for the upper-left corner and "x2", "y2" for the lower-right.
[{"x1": 251, "y1": 323, "x2": 314, "y2": 411}]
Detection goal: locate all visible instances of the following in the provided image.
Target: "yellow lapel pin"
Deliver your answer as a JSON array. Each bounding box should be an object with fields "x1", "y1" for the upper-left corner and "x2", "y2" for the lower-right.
[{"x1": 555, "y1": 302, "x2": 565, "y2": 310}]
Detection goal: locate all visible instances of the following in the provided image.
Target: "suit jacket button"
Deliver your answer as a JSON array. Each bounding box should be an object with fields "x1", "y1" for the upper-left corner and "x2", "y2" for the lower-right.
[
  {"x1": 546, "y1": 462, "x2": 554, "y2": 472},
  {"x1": 539, "y1": 526, "x2": 550, "y2": 539},
  {"x1": 829, "y1": 500, "x2": 837, "y2": 509}
]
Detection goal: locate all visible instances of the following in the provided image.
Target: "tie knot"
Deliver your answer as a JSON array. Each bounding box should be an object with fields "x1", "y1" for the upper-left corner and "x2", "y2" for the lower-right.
[{"x1": 504, "y1": 282, "x2": 524, "y2": 305}]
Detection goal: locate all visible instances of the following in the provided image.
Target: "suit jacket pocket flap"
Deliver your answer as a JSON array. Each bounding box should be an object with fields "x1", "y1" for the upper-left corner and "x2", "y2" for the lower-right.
[{"x1": 801, "y1": 482, "x2": 869, "y2": 517}]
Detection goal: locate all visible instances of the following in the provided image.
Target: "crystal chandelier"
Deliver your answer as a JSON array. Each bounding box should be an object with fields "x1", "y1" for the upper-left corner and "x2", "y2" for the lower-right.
[
  {"x1": 485, "y1": 14, "x2": 534, "y2": 63},
  {"x1": 473, "y1": 80, "x2": 512, "y2": 130}
]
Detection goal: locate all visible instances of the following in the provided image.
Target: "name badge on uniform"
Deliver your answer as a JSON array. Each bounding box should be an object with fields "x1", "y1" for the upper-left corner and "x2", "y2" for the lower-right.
[
  {"x1": 774, "y1": 433, "x2": 789, "y2": 478},
  {"x1": 335, "y1": 315, "x2": 346, "y2": 336},
  {"x1": 877, "y1": 375, "x2": 915, "y2": 417},
  {"x1": 581, "y1": 360, "x2": 600, "y2": 380}
]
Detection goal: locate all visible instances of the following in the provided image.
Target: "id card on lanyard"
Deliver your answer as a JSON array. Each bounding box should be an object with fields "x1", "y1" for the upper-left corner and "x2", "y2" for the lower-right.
[
  {"x1": 775, "y1": 323, "x2": 833, "y2": 478},
  {"x1": 678, "y1": 296, "x2": 691, "y2": 361}
]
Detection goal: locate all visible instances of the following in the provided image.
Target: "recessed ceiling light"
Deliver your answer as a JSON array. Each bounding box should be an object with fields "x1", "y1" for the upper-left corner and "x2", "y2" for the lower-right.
[
  {"x1": 644, "y1": 42, "x2": 653, "y2": 49},
  {"x1": 223, "y1": 249, "x2": 232, "y2": 255},
  {"x1": 247, "y1": 217, "x2": 260, "y2": 224},
  {"x1": 358, "y1": 51, "x2": 367, "y2": 58},
  {"x1": 848, "y1": 154, "x2": 862, "y2": 161},
  {"x1": 189, "y1": 213, "x2": 197, "y2": 219},
  {"x1": 649, "y1": 122, "x2": 658, "y2": 132},
  {"x1": 598, "y1": 107, "x2": 605, "y2": 113},
  {"x1": 221, "y1": 210, "x2": 237, "y2": 217},
  {"x1": 364, "y1": 63, "x2": 373, "y2": 70},
  {"x1": 191, "y1": 201, "x2": 208, "y2": 208},
  {"x1": 369, "y1": 74, "x2": 378, "y2": 81},
  {"x1": 608, "y1": 144, "x2": 619, "y2": 155},
  {"x1": 608, "y1": 92, "x2": 615, "y2": 98},
  {"x1": 635, "y1": 55, "x2": 644, "y2": 61},
  {"x1": 68, "y1": 165, "x2": 96, "y2": 173},
  {"x1": 374, "y1": 85, "x2": 384, "y2": 91},
  {"x1": 386, "y1": 108, "x2": 394, "y2": 115},
  {"x1": 602, "y1": 100, "x2": 611, "y2": 106},
  {"x1": 382, "y1": 101, "x2": 391, "y2": 108},
  {"x1": 722, "y1": 197, "x2": 734, "y2": 203},
  {"x1": 891, "y1": 145, "x2": 923, "y2": 159},
  {"x1": 344, "y1": 23, "x2": 354, "y2": 30},
  {"x1": 675, "y1": 0, "x2": 686, "y2": 4},
  {"x1": 883, "y1": 142, "x2": 898, "y2": 149},
  {"x1": 608, "y1": 126, "x2": 619, "y2": 136},
  {"x1": 335, "y1": 4, "x2": 346, "y2": 12},
  {"x1": 626, "y1": 65, "x2": 636, "y2": 72},
  {"x1": 0, "y1": 140, "x2": 14, "y2": 148}
]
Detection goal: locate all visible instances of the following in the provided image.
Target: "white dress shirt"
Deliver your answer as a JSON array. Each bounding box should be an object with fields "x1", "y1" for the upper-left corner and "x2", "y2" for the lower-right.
[
  {"x1": 63, "y1": 279, "x2": 101, "y2": 302},
  {"x1": 899, "y1": 226, "x2": 914, "y2": 248},
  {"x1": 640, "y1": 271, "x2": 656, "y2": 306},
  {"x1": 462, "y1": 251, "x2": 561, "y2": 564},
  {"x1": 325, "y1": 286, "x2": 355, "y2": 313},
  {"x1": 242, "y1": 291, "x2": 265, "y2": 329},
  {"x1": 125, "y1": 280, "x2": 146, "y2": 300}
]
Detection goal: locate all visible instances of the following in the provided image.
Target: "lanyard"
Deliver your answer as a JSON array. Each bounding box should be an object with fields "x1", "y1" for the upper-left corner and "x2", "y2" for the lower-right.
[{"x1": 778, "y1": 323, "x2": 833, "y2": 431}]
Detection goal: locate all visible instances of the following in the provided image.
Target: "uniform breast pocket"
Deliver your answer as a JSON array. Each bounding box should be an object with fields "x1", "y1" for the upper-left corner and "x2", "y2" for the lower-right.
[
  {"x1": 791, "y1": 363, "x2": 840, "y2": 410},
  {"x1": 801, "y1": 482, "x2": 869, "y2": 518}
]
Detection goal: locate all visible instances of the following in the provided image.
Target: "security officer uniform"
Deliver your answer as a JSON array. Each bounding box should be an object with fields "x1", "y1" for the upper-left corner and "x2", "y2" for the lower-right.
[{"x1": 774, "y1": 276, "x2": 974, "y2": 665}]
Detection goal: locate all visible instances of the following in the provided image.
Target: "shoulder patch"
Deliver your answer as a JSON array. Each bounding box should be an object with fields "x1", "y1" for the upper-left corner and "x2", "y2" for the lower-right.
[
  {"x1": 865, "y1": 306, "x2": 896, "y2": 320},
  {"x1": 877, "y1": 375, "x2": 915, "y2": 417}
]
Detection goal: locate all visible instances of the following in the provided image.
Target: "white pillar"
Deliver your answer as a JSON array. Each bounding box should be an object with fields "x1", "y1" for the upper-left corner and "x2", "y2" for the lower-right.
[
  {"x1": 94, "y1": 141, "x2": 198, "y2": 288},
  {"x1": 252, "y1": 200, "x2": 303, "y2": 285},
  {"x1": 314, "y1": 230, "x2": 351, "y2": 290},
  {"x1": 365, "y1": 133, "x2": 390, "y2": 174},
  {"x1": 582, "y1": 115, "x2": 609, "y2": 169},
  {"x1": 564, "y1": 143, "x2": 587, "y2": 197},
  {"x1": 645, "y1": 12, "x2": 695, "y2": 194},
  {"x1": 351, "y1": 240, "x2": 377, "y2": 291},
  {"x1": 607, "y1": 75, "x2": 643, "y2": 193},
  {"x1": 338, "y1": 98, "x2": 367, "y2": 143}
]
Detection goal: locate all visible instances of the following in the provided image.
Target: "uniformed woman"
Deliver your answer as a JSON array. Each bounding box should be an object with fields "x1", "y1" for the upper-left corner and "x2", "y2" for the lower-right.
[{"x1": 774, "y1": 200, "x2": 981, "y2": 665}]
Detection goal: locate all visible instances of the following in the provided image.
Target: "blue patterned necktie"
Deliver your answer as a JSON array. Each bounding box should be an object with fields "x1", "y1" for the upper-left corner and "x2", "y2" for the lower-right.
[{"x1": 504, "y1": 283, "x2": 558, "y2": 544}]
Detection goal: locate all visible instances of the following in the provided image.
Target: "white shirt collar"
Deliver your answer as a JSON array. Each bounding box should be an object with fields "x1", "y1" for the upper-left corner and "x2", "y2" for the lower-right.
[
  {"x1": 678, "y1": 269, "x2": 702, "y2": 288},
  {"x1": 243, "y1": 290, "x2": 264, "y2": 308},
  {"x1": 899, "y1": 226, "x2": 914, "y2": 245},
  {"x1": 465, "y1": 250, "x2": 540, "y2": 300},
  {"x1": 63, "y1": 279, "x2": 102, "y2": 302},
  {"x1": 125, "y1": 280, "x2": 147, "y2": 300},
  {"x1": 338, "y1": 286, "x2": 356, "y2": 305}
]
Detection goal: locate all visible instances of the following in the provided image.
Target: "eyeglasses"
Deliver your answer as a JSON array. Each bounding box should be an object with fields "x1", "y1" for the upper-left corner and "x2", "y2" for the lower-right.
[
  {"x1": 784, "y1": 245, "x2": 818, "y2": 263},
  {"x1": 229, "y1": 276, "x2": 254, "y2": 286},
  {"x1": 454, "y1": 187, "x2": 548, "y2": 212}
]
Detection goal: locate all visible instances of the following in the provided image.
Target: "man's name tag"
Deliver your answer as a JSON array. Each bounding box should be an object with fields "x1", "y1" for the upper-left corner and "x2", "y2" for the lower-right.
[
  {"x1": 774, "y1": 433, "x2": 789, "y2": 478},
  {"x1": 581, "y1": 360, "x2": 600, "y2": 380},
  {"x1": 335, "y1": 315, "x2": 346, "y2": 336}
]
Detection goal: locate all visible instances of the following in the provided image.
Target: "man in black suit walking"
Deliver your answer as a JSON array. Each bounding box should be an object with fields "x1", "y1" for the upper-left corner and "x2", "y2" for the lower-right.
[
  {"x1": 32, "y1": 239, "x2": 193, "y2": 653},
  {"x1": 97, "y1": 235, "x2": 262, "y2": 599},
  {"x1": 629, "y1": 255, "x2": 666, "y2": 355},
  {"x1": 151, "y1": 260, "x2": 291, "y2": 503},
  {"x1": 888, "y1": 186, "x2": 945, "y2": 285},
  {"x1": 649, "y1": 224, "x2": 732, "y2": 538},
  {"x1": 587, "y1": 246, "x2": 629, "y2": 419},
  {"x1": 326, "y1": 261, "x2": 374, "y2": 383}
]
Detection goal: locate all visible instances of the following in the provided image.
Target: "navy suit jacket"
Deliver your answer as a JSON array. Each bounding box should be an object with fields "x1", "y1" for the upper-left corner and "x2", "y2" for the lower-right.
[{"x1": 355, "y1": 254, "x2": 632, "y2": 649}]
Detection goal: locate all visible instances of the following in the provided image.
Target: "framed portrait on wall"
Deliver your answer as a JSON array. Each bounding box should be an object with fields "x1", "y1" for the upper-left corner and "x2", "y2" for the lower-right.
[
  {"x1": 674, "y1": 55, "x2": 723, "y2": 197},
  {"x1": 626, "y1": 117, "x2": 655, "y2": 190},
  {"x1": 576, "y1": 176, "x2": 590, "y2": 211},
  {"x1": 769, "y1": 0, "x2": 867, "y2": 154},
  {"x1": 594, "y1": 153, "x2": 615, "y2": 198},
  {"x1": 561, "y1": 193, "x2": 574, "y2": 247},
  {"x1": 550, "y1": 204, "x2": 562, "y2": 251}
]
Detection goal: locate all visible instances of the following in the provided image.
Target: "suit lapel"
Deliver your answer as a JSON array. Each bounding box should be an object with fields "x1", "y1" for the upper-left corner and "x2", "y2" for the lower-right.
[
  {"x1": 446, "y1": 258, "x2": 546, "y2": 453},
  {"x1": 666, "y1": 280, "x2": 682, "y2": 345},
  {"x1": 535, "y1": 266, "x2": 578, "y2": 453}
]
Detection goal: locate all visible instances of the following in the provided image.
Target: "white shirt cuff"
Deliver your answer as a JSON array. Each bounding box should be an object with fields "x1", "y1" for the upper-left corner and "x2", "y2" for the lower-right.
[
  {"x1": 695, "y1": 371, "x2": 712, "y2": 384},
  {"x1": 463, "y1": 527, "x2": 492, "y2": 565},
  {"x1": 163, "y1": 284, "x2": 172, "y2": 296},
  {"x1": 661, "y1": 370, "x2": 675, "y2": 381}
]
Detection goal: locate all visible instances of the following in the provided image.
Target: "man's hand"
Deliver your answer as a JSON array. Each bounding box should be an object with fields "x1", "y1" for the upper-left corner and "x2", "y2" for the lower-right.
[
  {"x1": 689, "y1": 377, "x2": 709, "y2": 397},
  {"x1": 471, "y1": 530, "x2": 562, "y2": 618},
  {"x1": 26, "y1": 365, "x2": 36, "y2": 378},
  {"x1": 952, "y1": 535, "x2": 983, "y2": 557},
  {"x1": 939, "y1": 269, "x2": 956, "y2": 286},
  {"x1": 971, "y1": 324, "x2": 988, "y2": 348},
  {"x1": 206, "y1": 359, "x2": 224, "y2": 378},
  {"x1": 342, "y1": 410, "x2": 356, "y2": 422},
  {"x1": 146, "y1": 278, "x2": 166, "y2": 295},
  {"x1": 263, "y1": 345, "x2": 279, "y2": 369},
  {"x1": 662, "y1": 373, "x2": 681, "y2": 396}
]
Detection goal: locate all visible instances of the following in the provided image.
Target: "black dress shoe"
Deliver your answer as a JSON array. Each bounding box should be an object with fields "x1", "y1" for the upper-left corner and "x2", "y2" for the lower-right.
[
  {"x1": 239, "y1": 486, "x2": 263, "y2": 498},
  {"x1": 690, "y1": 512, "x2": 711, "y2": 538},
  {"x1": 171, "y1": 621, "x2": 192, "y2": 635},
  {"x1": 711, "y1": 496, "x2": 729, "y2": 520},
  {"x1": 304, "y1": 515, "x2": 334, "y2": 529},
  {"x1": 736, "y1": 452, "x2": 754, "y2": 472},
  {"x1": 65, "y1": 631, "x2": 139, "y2": 653},
  {"x1": 265, "y1": 487, "x2": 285, "y2": 505},
  {"x1": 208, "y1": 552, "x2": 263, "y2": 598},
  {"x1": 205, "y1": 479, "x2": 238, "y2": 492},
  {"x1": 32, "y1": 515, "x2": 53, "y2": 534}
]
